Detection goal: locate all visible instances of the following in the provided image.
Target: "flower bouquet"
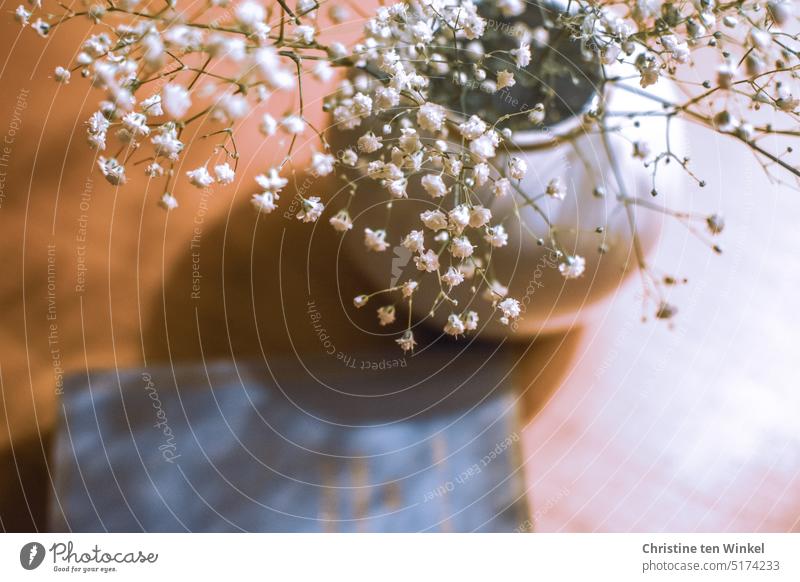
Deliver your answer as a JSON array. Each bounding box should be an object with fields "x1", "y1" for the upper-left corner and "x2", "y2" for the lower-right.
[{"x1": 17, "y1": 0, "x2": 799, "y2": 350}]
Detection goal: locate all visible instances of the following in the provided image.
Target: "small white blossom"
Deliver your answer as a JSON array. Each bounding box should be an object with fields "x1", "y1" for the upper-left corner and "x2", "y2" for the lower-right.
[
  {"x1": 251, "y1": 192, "x2": 278, "y2": 213},
  {"x1": 377, "y1": 305, "x2": 396, "y2": 326},
  {"x1": 98, "y1": 157, "x2": 126, "y2": 185},
  {"x1": 414, "y1": 249, "x2": 440, "y2": 272},
  {"x1": 559, "y1": 255, "x2": 586, "y2": 279},
  {"x1": 401, "y1": 280, "x2": 418, "y2": 298},
  {"x1": 458, "y1": 115, "x2": 487, "y2": 140},
  {"x1": 469, "y1": 206, "x2": 492, "y2": 228},
  {"x1": 508, "y1": 157, "x2": 527, "y2": 180},
  {"x1": 340, "y1": 149, "x2": 358, "y2": 167},
  {"x1": 511, "y1": 42, "x2": 531, "y2": 68},
  {"x1": 493, "y1": 178, "x2": 511, "y2": 197},
  {"x1": 441, "y1": 266, "x2": 464, "y2": 289},
  {"x1": 141, "y1": 94, "x2": 163, "y2": 116},
  {"x1": 259, "y1": 113, "x2": 278, "y2": 137},
  {"x1": 364, "y1": 228, "x2": 389, "y2": 252},
  {"x1": 450, "y1": 236, "x2": 474, "y2": 259},
  {"x1": 255, "y1": 168, "x2": 288, "y2": 193},
  {"x1": 54, "y1": 66, "x2": 71, "y2": 84},
  {"x1": 329, "y1": 209, "x2": 353, "y2": 232},
  {"x1": 14, "y1": 5, "x2": 31, "y2": 26},
  {"x1": 497, "y1": 70, "x2": 516, "y2": 90},
  {"x1": 421, "y1": 174, "x2": 447, "y2": 198},
  {"x1": 145, "y1": 162, "x2": 164, "y2": 177},
  {"x1": 281, "y1": 115, "x2": 305, "y2": 135},
  {"x1": 396, "y1": 330, "x2": 416, "y2": 352},
  {"x1": 122, "y1": 112, "x2": 150, "y2": 137},
  {"x1": 444, "y1": 314, "x2": 466, "y2": 337},
  {"x1": 297, "y1": 196, "x2": 324, "y2": 222},
  {"x1": 187, "y1": 166, "x2": 214, "y2": 188},
  {"x1": 402, "y1": 230, "x2": 425, "y2": 253},
  {"x1": 420, "y1": 209, "x2": 448, "y2": 231},
  {"x1": 464, "y1": 311, "x2": 479, "y2": 331},
  {"x1": 159, "y1": 192, "x2": 179, "y2": 210},
  {"x1": 214, "y1": 163, "x2": 236, "y2": 185},
  {"x1": 235, "y1": 1, "x2": 266, "y2": 29},
  {"x1": 353, "y1": 294, "x2": 369, "y2": 308},
  {"x1": 484, "y1": 225, "x2": 508, "y2": 248},
  {"x1": 31, "y1": 18, "x2": 50, "y2": 37},
  {"x1": 162, "y1": 84, "x2": 191, "y2": 119},
  {"x1": 546, "y1": 177, "x2": 566, "y2": 200},
  {"x1": 294, "y1": 24, "x2": 316, "y2": 45},
  {"x1": 498, "y1": 298, "x2": 521, "y2": 325},
  {"x1": 448, "y1": 205, "x2": 471, "y2": 234},
  {"x1": 469, "y1": 132, "x2": 499, "y2": 160},
  {"x1": 311, "y1": 151, "x2": 336, "y2": 176},
  {"x1": 416, "y1": 102, "x2": 446, "y2": 132},
  {"x1": 473, "y1": 163, "x2": 490, "y2": 187},
  {"x1": 357, "y1": 132, "x2": 382, "y2": 153}
]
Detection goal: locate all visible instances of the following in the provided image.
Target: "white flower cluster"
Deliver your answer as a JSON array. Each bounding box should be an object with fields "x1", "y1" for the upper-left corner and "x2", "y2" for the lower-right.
[{"x1": 19, "y1": 0, "x2": 799, "y2": 351}]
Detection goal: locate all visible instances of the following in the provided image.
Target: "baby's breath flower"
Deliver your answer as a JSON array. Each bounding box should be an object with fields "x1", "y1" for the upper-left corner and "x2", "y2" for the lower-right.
[
  {"x1": 187, "y1": 166, "x2": 214, "y2": 189},
  {"x1": 161, "y1": 84, "x2": 191, "y2": 119},
  {"x1": 496, "y1": 70, "x2": 516, "y2": 90},
  {"x1": 448, "y1": 205, "x2": 471, "y2": 234},
  {"x1": 511, "y1": 42, "x2": 531, "y2": 67},
  {"x1": 450, "y1": 236, "x2": 475, "y2": 259},
  {"x1": 444, "y1": 314, "x2": 465, "y2": 337},
  {"x1": 421, "y1": 173, "x2": 447, "y2": 198},
  {"x1": 122, "y1": 112, "x2": 149, "y2": 137},
  {"x1": 145, "y1": 162, "x2": 163, "y2": 178},
  {"x1": 484, "y1": 225, "x2": 508, "y2": 248},
  {"x1": 14, "y1": 5, "x2": 31, "y2": 26},
  {"x1": 508, "y1": 157, "x2": 527, "y2": 180},
  {"x1": 31, "y1": 18, "x2": 49, "y2": 37},
  {"x1": 97, "y1": 156, "x2": 126, "y2": 185},
  {"x1": 473, "y1": 163, "x2": 490, "y2": 187},
  {"x1": 396, "y1": 330, "x2": 416, "y2": 352},
  {"x1": 559, "y1": 255, "x2": 586, "y2": 279},
  {"x1": 364, "y1": 228, "x2": 389, "y2": 252},
  {"x1": 441, "y1": 266, "x2": 464, "y2": 289},
  {"x1": 255, "y1": 169, "x2": 288, "y2": 193},
  {"x1": 492, "y1": 178, "x2": 511, "y2": 198},
  {"x1": 281, "y1": 115, "x2": 306, "y2": 135},
  {"x1": 214, "y1": 163, "x2": 236, "y2": 185},
  {"x1": 329, "y1": 209, "x2": 353, "y2": 232},
  {"x1": 54, "y1": 66, "x2": 70, "y2": 84},
  {"x1": 159, "y1": 192, "x2": 179, "y2": 211},
  {"x1": 401, "y1": 280, "x2": 418, "y2": 298},
  {"x1": 251, "y1": 192, "x2": 277, "y2": 213},
  {"x1": 458, "y1": 115, "x2": 487, "y2": 140},
  {"x1": 357, "y1": 132, "x2": 382, "y2": 153},
  {"x1": 469, "y1": 206, "x2": 492, "y2": 228},
  {"x1": 414, "y1": 249, "x2": 439, "y2": 272},
  {"x1": 311, "y1": 151, "x2": 336, "y2": 176},
  {"x1": 498, "y1": 298, "x2": 521, "y2": 325},
  {"x1": 420, "y1": 209, "x2": 448, "y2": 231},
  {"x1": 297, "y1": 197, "x2": 324, "y2": 223},
  {"x1": 545, "y1": 178, "x2": 566, "y2": 200},
  {"x1": 416, "y1": 102, "x2": 446, "y2": 132},
  {"x1": 401, "y1": 230, "x2": 425, "y2": 253},
  {"x1": 483, "y1": 281, "x2": 508, "y2": 302}
]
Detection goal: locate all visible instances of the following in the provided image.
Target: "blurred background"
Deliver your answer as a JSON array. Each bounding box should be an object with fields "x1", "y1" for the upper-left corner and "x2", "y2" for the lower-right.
[{"x1": 0, "y1": 0, "x2": 798, "y2": 532}]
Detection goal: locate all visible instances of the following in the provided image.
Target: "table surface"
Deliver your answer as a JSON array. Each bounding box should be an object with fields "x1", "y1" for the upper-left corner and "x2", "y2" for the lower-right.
[{"x1": 0, "y1": 7, "x2": 798, "y2": 532}]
